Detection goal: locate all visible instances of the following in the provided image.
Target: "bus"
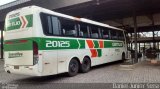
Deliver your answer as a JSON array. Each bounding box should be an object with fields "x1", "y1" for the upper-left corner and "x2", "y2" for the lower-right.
[{"x1": 4, "y1": 6, "x2": 127, "y2": 77}]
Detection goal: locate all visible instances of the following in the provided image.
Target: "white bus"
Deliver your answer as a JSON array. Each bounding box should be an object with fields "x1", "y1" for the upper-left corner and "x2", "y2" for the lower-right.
[{"x1": 4, "y1": 6, "x2": 127, "y2": 77}]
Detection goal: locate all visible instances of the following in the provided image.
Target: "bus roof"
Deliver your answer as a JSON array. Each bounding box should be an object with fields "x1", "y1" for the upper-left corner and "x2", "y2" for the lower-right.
[
  {"x1": 80, "y1": 18, "x2": 123, "y2": 31},
  {"x1": 7, "y1": 5, "x2": 124, "y2": 31}
]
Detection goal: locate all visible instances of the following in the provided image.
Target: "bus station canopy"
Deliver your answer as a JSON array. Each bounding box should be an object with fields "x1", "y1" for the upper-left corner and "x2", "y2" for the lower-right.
[{"x1": 1, "y1": 0, "x2": 160, "y2": 30}]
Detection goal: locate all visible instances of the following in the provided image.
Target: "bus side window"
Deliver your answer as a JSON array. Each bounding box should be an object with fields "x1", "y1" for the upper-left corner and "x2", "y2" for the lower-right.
[
  {"x1": 98, "y1": 28, "x2": 102, "y2": 39},
  {"x1": 51, "y1": 16, "x2": 61, "y2": 35},
  {"x1": 117, "y1": 31, "x2": 125, "y2": 41},
  {"x1": 90, "y1": 25, "x2": 100, "y2": 39},
  {"x1": 110, "y1": 29, "x2": 117, "y2": 40},
  {"x1": 102, "y1": 28, "x2": 110, "y2": 39},
  {"x1": 79, "y1": 23, "x2": 89, "y2": 38},
  {"x1": 59, "y1": 18, "x2": 77, "y2": 37}
]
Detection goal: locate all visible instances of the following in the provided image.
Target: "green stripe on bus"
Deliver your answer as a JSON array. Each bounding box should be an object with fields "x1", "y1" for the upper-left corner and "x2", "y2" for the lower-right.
[
  {"x1": 4, "y1": 40, "x2": 33, "y2": 51},
  {"x1": 4, "y1": 37, "x2": 123, "y2": 51},
  {"x1": 78, "y1": 40, "x2": 85, "y2": 49},
  {"x1": 25, "y1": 15, "x2": 33, "y2": 27},
  {"x1": 97, "y1": 49, "x2": 102, "y2": 57},
  {"x1": 104, "y1": 41, "x2": 123, "y2": 48},
  {"x1": 40, "y1": 38, "x2": 80, "y2": 50},
  {"x1": 93, "y1": 40, "x2": 99, "y2": 48}
]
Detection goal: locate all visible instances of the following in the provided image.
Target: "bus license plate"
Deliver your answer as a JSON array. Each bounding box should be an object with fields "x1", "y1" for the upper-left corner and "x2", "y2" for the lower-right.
[{"x1": 14, "y1": 66, "x2": 19, "y2": 69}]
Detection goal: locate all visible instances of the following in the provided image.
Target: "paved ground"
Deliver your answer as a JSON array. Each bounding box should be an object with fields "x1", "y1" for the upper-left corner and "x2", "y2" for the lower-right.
[{"x1": 1, "y1": 59, "x2": 160, "y2": 89}]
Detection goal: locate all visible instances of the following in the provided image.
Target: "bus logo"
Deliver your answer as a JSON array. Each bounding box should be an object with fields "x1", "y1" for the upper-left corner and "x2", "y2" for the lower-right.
[
  {"x1": 8, "y1": 52, "x2": 23, "y2": 58},
  {"x1": 6, "y1": 14, "x2": 33, "y2": 31},
  {"x1": 8, "y1": 21, "x2": 21, "y2": 27}
]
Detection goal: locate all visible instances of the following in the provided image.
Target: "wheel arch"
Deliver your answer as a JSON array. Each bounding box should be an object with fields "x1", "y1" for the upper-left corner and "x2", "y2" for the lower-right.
[
  {"x1": 122, "y1": 52, "x2": 126, "y2": 60},
  {"x1": 71, "y1": 57, "x2": 81, "y2": 66},
  {"x1": 122, "y1": 52, "x2": 125, "y2": 56}
]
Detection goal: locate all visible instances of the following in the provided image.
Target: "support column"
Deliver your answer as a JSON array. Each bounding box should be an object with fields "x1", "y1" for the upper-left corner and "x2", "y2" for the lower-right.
[
  {"x1": 1, "y1": 29, "x2": 3, "y2": 59},
  {"x1": 139, "y1": 43, "x2": 141, "y2": 53},
  {"x1": 144, "y1": 43, "x2": 145, "y2": 48},
  {"x1": 133, "y1": 13, "x2": 138, "y2": 63},
  {"x1": 131, "y1": 33, "x2": 133, "y2": 50},
  {"x1": 158, "y1": 42, "x2": 159, "y2": 59},
  {"x1": 151, "y1": 15, "x2": 156, "y2": 49},
  {"x1": 144, "y1": 43, "x2": 146, "y2": 59},
  {"x1": 158, "y1": 42, "x2": 159, "y2": 50}
]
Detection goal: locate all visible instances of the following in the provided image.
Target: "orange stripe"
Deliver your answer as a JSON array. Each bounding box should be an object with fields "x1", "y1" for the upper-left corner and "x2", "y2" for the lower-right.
[
  {"x1": 99, "y1": 40, "x2": 104, "y2": 48},
  {"x1": 21, "y1": 16, "x2": 26, "y2": 28},
  {"x1": 86, "y1": 40, "x2": 94, "y2": 48},
  {"x1": 90, "y1": 49, "x2": 98, "y2": 57}
]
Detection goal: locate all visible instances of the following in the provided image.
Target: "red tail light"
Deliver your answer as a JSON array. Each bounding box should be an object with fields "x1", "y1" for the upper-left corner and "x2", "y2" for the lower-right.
[
  {"x1": 33, "y1": 42, "x2": 38, "y2": 55},
  {"x1": 5, "y1": 40, "x2": 28, "y2": 44},
  {"x1": 33, "y1": 42, "x2": 39, "y2": 65},
  {"x1": 19, "y1": 40, "x2": 28, "y2": 43},
  {"x1": 5, "y1": 41, "x2": 13, "y2": 44}
]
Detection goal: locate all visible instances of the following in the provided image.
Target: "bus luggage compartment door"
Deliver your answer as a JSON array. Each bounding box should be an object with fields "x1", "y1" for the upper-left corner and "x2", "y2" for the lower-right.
[{"x1": 42, "y1": 51, "x2": 58, "y2": 75}]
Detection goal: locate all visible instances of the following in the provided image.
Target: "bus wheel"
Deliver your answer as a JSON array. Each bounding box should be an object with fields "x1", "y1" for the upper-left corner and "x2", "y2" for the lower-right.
[
  {"x1": 122, "y1": 53, "x2": 125, "y2": 61},
  {"x1": 80, "y1": 57, "x2": 91, "y2": 73},
  {"x1": 68, "y1": 59, "x2": 79, "y2": 77}
]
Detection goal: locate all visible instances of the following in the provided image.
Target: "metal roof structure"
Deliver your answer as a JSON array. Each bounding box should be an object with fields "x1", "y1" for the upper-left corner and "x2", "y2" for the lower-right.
[
  {"x1": 0, "y1": 0, "x2": 91, "y2": 29},
  {"x1": 56, "y1": 0, "x2": 160, "y2": 21},
  {"x1": 0, "y1": 0, "x2": 160, "y2": 33},
  {"x1": 0, "y1": 0, "x2": 31, "y2": 10},
  {"x1": 0, "y1": 0, "x2": 91, "y2": 22}
]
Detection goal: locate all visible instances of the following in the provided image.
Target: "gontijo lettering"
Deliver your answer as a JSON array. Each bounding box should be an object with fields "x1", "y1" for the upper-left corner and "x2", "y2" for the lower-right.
[
  {"x1": 112, "y1": 42, "x2": 123, "y2": 47},
  {"x1": 8, "y1": 20, "x2": 21, "y2": 27}
]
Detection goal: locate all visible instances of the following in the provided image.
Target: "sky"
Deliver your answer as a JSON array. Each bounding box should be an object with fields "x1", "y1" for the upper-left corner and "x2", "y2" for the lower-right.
[{"x1": 0, "y1": 0, "x2": 16, "y2": 6}]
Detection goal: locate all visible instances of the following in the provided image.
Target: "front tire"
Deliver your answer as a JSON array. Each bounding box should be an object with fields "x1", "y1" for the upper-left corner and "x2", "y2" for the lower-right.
[
  {"x1": 80, "y1": 57, "x2": 91, "y2": 73},
  {"x1": 68, "y1": 59, "x2": 79, "y2": 77}
]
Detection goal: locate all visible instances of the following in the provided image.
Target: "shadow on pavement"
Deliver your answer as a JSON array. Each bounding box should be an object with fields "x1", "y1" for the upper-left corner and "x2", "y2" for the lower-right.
[
  {"x1": 9, "y1": 60, "x2": 123, "y2": 84},
  {"x1": 9, "y1": 73, "x2": 68, "y2": 84}
]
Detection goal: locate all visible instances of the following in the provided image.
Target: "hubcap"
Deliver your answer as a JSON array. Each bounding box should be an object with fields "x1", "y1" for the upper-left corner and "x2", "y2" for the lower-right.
[
  {"x1": 84, "y1": 61, "x2": 88, "y2": 68},
  {"x1": 70, "y1": 62, "x2": 77, "y2": 72},
  {"x1": 83, "y1": 60, "x2": 90, "y2": 69}
]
